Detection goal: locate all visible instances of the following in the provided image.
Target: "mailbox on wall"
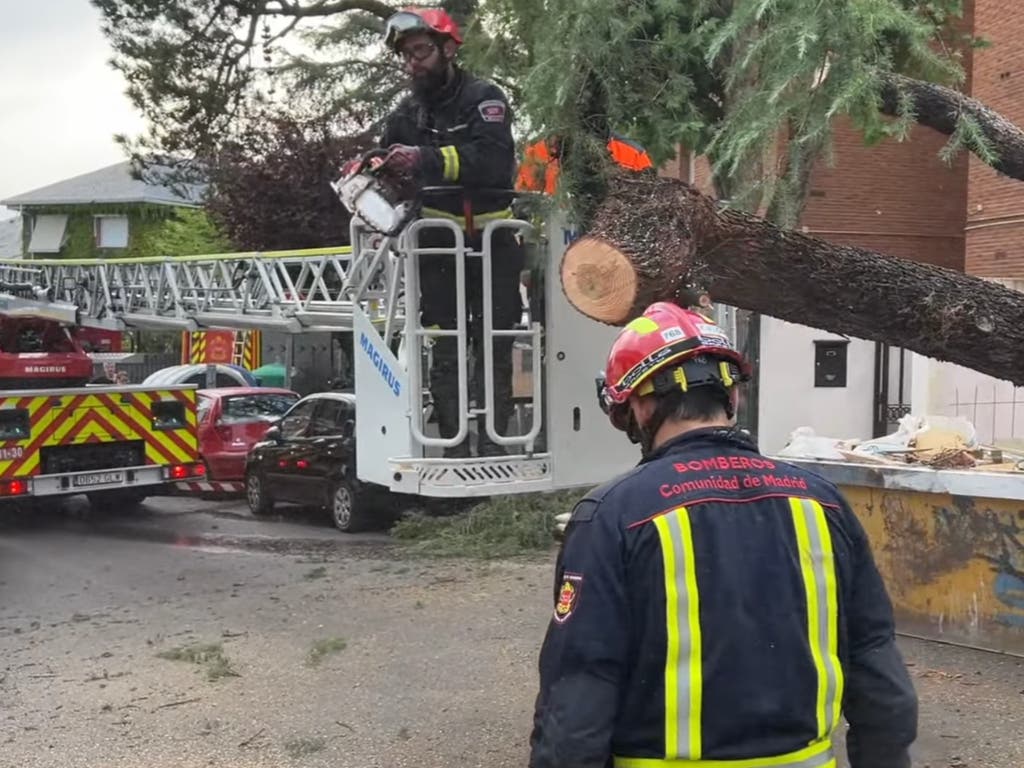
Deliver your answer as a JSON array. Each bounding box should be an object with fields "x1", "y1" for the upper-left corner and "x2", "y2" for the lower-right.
[{"x1": 814, "y1": 339, "x2": 849, "y2": 387}]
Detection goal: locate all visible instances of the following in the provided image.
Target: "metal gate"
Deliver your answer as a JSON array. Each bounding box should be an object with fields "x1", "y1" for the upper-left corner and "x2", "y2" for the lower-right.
[{"x1": 873, "y1": 342, "x2": 913, "y2": 437}]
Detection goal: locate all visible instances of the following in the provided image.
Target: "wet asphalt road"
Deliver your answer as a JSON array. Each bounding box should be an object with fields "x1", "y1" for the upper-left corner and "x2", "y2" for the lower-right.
[{"x1": 1, "y1": 495, "x2": 1022, "y2": 768}]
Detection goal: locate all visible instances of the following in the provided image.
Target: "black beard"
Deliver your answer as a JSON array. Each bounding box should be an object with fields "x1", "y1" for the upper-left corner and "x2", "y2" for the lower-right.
[{"x1": 411, "y1": 65, "x2": 449, "y2": 99}]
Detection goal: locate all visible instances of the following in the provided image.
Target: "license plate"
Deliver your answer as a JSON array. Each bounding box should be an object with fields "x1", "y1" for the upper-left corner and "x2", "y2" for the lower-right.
[{"x1": 72, "y1": 471, "x2": 125, "y2": 488}]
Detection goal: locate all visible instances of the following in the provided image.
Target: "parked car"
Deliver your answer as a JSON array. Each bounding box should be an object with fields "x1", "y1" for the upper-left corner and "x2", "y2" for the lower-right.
[
  {"x1": 197, "y1": 387, "x2": 300, "y2": 481},
  {"x1": 244, "y1": 391, "x2": 393, "y2": 532},
  {"x1": 143, "y1": 363, "x2": 258, "y2": 389}
]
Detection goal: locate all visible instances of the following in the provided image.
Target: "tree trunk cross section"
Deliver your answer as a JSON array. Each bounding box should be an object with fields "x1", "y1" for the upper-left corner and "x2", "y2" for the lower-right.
[{"x1": 560, "y1": 174, "x2": 1024, "y2": 386}]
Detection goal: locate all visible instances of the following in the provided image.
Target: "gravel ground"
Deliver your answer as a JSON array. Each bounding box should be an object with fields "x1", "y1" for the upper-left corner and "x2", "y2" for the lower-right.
[{"x1": 1, "y1": 499, "x2": 1022, "y2": 768}]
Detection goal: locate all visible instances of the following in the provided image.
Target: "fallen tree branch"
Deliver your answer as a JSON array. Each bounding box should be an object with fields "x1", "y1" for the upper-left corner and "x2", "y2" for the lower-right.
[{"x1": 880, "y1": 72, "x2": 1024, "y2": 182}]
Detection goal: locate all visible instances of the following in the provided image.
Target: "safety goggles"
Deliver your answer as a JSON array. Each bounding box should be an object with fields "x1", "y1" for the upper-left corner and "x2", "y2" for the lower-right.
[
  {"x1": 595, "y1": 375, "x2": 632, "y2": 432},
  {"x1": 398, "y1": 41, "x2": 438, "y2": 62},
  {"x1": 384, "y1": 11, "x2": 431, "y2": 48}
]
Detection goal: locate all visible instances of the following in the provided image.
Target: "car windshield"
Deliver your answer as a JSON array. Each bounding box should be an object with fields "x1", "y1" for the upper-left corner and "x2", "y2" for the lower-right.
[{"x1": 220, "y1": 393, "x2": 298, "y2": 424}]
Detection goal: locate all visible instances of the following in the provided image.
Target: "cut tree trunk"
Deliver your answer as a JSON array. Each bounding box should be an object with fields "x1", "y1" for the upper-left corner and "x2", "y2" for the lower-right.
[{"x1": 561, "y1": 173, "x2": 1024, "y2": 386}]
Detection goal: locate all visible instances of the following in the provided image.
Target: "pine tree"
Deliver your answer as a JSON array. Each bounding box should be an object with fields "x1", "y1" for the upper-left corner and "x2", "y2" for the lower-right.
[
  {"x1": 513, "y1": 0, "x2": 979, "y2": 222},
  {"x1": 94, "y1": 1, "x2": 1024, "y2": 383}
]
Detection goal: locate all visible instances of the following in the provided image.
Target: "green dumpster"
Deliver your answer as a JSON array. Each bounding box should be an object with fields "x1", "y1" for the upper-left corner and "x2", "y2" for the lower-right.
[{"x1": 251, "y1": 362, "x2": 287, "y2": 388}]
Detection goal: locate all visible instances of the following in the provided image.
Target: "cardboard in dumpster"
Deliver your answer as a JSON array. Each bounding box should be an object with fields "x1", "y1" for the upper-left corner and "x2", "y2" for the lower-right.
[{"x1": 776, "y1": 415, "x2": 1024, "y2": 472}]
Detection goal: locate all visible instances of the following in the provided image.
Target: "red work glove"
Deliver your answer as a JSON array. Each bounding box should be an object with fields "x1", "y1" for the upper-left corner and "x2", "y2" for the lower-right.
[
  {"x1": 340, "y1": 157, "x2": 361, "y2": 177},
  {"x1": 340, "y1": 155, "x2": 387, "y2": 177},
  {"x1": 385, "y1": 144, "x2": 422, "y2": 172}
]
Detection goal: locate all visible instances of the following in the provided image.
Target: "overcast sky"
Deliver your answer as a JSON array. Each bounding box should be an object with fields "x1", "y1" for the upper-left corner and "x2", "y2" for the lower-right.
[{"x1": 0, "y1": 0, "x2": 144, "y2": 219}]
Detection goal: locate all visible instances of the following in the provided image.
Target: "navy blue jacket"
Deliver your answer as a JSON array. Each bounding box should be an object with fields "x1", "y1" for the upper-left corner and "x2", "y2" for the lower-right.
[
  {"x1": 530, "y1": 427, "x2": 918, "y2": 768},
  {"x1": 380, "y1": 67, "x2": 516, "y2": 220}
]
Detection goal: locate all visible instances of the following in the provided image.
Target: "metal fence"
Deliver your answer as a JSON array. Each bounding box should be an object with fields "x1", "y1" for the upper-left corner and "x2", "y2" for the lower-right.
[{"x1": 90, "y1": 353, "x2": 180, "y2": 384}]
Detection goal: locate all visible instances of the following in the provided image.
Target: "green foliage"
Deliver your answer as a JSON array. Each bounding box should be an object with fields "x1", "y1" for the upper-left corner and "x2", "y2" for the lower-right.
[
  {"x1": 390, "y1": 490, "x2": 582, "y2": 559},
  {"x1": 91, "y1": 0, "x2": 395, "y2": 162},
  {"x1": 94, "y1": 0, "x2": 985, "y2": 227},
  {"x1": 516, "y1": 0, "x2": 973, "y2": 217},
  {"x1": 156, "y1": 642, "x2": 239, "y2": 682},
  {"x1": 22, "y1": 204, "x2": 229, "y2": 260},
  {"x1": 276, "y1": 10, "x2": 406, "y2": 131},
  {"x1": 283, "y1": 737, "x2": 328, "y2": 758},
  {"x1": 143, "y1": 208, "x2": 231, "y2": 257},
  {"x1": 306, "y1": 637, "x2": 347, "y2": 667}
]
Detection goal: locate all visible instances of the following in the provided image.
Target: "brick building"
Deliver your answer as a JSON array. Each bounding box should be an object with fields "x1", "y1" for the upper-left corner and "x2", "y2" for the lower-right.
[
  {"x1": 668, "y1": 0, "x2": 1024, "y2": 451},
  {"x1": 804, "y1": 0, "x2": 1024, "y2": 279},
  {"x1": 672, "y1": 0, "x2": 1023, "y2": 279},
  {"x1": 965, "y1": 0, "x2": 1024, "y2": 276}
]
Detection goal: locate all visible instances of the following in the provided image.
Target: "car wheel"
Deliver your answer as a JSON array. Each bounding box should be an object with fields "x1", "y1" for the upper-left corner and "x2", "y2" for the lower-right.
[
  {"x1": 245, "y1": 470, "x2": 275, "y2": 517},
  {"x1": 329, "y1": 478, "x2": 365, "y2": 533}
]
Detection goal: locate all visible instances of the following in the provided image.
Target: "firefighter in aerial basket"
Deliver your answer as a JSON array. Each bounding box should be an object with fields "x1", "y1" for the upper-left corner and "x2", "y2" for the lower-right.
[
  {"x1": 529, "y1": 301, "x2": 918, "y2": 768},
  {"x1": 342, "y1": 7, "x2": 523, "y2": 458}
]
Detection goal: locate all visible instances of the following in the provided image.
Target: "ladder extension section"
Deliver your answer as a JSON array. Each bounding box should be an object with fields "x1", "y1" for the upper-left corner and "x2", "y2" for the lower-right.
[
  {"x1": 0, "y1": 215, "x2": 555, "y2": 495},
  {"x1": 0, "y1": 231, "x2": 402, "y2": 333}
]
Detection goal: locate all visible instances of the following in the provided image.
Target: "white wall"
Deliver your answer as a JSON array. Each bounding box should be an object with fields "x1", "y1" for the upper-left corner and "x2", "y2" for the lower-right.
[
  {"x1": 911, "y1": 354, "x2": 1024, "y2": 448},
  {"x1": 757, "y1": 316, "x2": 876, "y2": 454},
  {"x1": 908, "y1": 278, "x2": 1024, "y2": 449}
]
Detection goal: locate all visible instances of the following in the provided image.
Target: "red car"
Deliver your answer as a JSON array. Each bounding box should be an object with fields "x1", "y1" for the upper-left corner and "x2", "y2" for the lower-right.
[{"x1": 196, "y1": 387, "x2": 301, "y2": 483}]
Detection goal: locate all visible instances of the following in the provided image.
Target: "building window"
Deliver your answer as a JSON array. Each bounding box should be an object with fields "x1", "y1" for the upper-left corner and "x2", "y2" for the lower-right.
[
  {"x1": 94, "y1": 215, "x2": 129, "y2": 249},
  {"x1": 28, "y1": 214, "x2": 69, "y2": 254}
]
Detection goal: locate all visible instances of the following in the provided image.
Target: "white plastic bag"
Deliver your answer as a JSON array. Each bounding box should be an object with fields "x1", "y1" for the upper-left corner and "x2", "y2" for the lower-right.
[
  {"x1": 776, "y1": 426, "x2": 848, "y2": 461},
  {"x1": 850, "y1": 415, "x2": 924, "y2": 458},
  {"x1": 917, "y1": 414, "x2": 978, "y2": 448}
]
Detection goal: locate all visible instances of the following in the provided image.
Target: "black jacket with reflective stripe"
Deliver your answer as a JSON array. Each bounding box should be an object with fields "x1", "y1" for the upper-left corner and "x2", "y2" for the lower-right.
[
  {"x1": 529, "y1": 427, "x2": 918, "y2": 768},
  {"x1": 379, "y1": 67, "x2": 516, "y2": 219}
]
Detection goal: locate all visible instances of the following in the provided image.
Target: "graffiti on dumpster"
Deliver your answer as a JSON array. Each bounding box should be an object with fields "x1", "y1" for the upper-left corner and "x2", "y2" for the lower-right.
[
  {"x1": 878, "y1": 493, "x2": 974, "y2": 586},
  {"x1": 874, "y1": 492, "x2": 1024, "y2": 631},
  {"x1": 940, "y1": 497, "x2": 1024, "y2": 629}
]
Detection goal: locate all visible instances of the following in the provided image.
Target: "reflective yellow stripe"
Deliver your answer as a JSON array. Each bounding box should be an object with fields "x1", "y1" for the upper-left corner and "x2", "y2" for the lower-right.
[
  {"x1": 653, "y1": 507, "x2": 702, "y2": 759},
  {"x1": 789, "y1": 498, "x2": 844, "y2": 739},
  {"x1": 440, "y1": 145, "x2": 460, "y2": 181},
  {"x1": 420, "y1": 206, "x2": 513, "y2": 227},
  {"x1": 614, "y1": 738, "x2": 835, "y2": 768}
]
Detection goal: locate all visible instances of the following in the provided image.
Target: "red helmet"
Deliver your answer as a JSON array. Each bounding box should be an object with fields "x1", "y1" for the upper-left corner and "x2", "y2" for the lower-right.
[
  {"x1": 596, "y1": 302, "x2": 752, "y2": 431},
  {"x1": 384, "y1": 8, "x2": 463, "y2": 50}
]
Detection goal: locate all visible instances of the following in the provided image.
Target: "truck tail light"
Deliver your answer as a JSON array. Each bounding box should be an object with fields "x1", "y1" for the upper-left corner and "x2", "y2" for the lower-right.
[
  {"x1": 165, "y1": 463, "x2": 206, "y2": 480},
  {"x1": 0, "y1": 479, "x2": 30, "y2": 496}
]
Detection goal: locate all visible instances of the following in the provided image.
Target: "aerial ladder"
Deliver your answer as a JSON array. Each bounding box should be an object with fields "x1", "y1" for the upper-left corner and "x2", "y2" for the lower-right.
[{"x1": 0, "y1": 197, "x2": 645, "y2": 499}]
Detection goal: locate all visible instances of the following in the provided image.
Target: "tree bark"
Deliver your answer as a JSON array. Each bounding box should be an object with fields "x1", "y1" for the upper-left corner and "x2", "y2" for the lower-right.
[
  {"x1": 561, "y1": 173, "x2": 1024, "y2": 385},
  {"x1": 879, "y1": 72, "x2": 1024, "y2": 183}
]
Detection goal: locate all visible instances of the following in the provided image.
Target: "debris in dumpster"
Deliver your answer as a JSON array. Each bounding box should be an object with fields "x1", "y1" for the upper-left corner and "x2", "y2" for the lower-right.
[
  {"x1": 918, "y1": 447, "x2": 976, "y2": 470},
  {"x1": 776, "y1": 415, "x2": 1024, "y2": 472}
]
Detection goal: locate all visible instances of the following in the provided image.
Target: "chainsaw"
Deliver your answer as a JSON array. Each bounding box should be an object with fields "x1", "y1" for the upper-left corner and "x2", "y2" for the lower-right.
[{"x1": 331, "y1": 148, "x2": 416, "y2": 237}]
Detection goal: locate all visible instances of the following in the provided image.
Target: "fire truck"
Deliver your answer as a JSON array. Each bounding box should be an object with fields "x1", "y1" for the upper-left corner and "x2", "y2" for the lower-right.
[
  {"x1": 0, "y1": 182, "x2": 687, "y2": 504},
  {"x1": 0, "y1": 282, "x2": 205, "y2": 509}
]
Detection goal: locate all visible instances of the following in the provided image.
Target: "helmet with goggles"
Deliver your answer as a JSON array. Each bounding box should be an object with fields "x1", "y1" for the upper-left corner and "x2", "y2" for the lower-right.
[
  {"x1": 383, "y1": 7, "x2": 463, "y2": 51},
  {"x1": 595, "y1": 302, "x2": 752, "y2": 435}
]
